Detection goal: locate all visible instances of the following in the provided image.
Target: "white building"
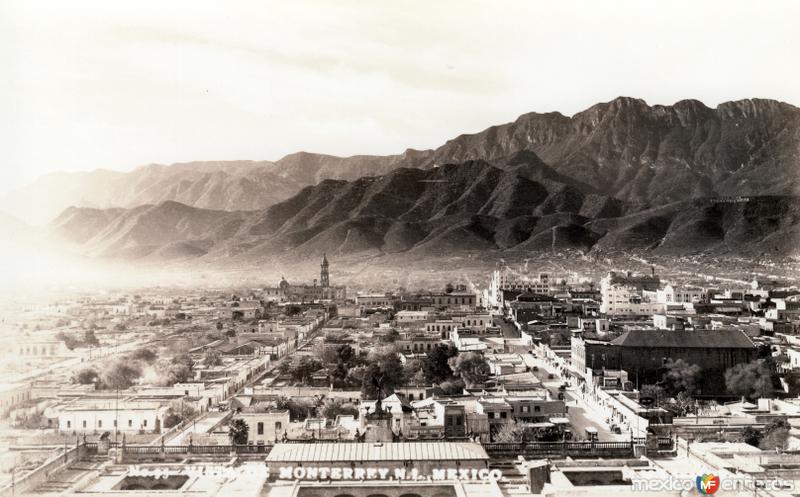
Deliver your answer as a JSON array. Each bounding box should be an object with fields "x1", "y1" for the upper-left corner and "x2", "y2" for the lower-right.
[
  {"x1": 0, "y1": 383, "x2": 32, "y2": 417},
  {"x1": 489, "y1": 269, "x2": 551, "y2": 308},
  {"x1": 57, "y1": 400, "x2": 169, "y2": 434},
  {"x1": 396, "y1": 310, "x2": 430, "y2": 323},
  {"x1": 600, "y1": 271, "x2": 663, "y2": 316},
  {"x1": 654, "y1": 284, "x2": 706, "y2": 304},
  {"x1": 454, "y1": 313, "x2": 493, "y2": 330}
]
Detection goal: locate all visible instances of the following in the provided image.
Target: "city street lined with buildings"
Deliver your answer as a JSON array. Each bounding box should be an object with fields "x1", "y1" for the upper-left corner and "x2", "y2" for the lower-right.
[{"x1": 2, "y1": 257, "x2": 800, "y2": 497}]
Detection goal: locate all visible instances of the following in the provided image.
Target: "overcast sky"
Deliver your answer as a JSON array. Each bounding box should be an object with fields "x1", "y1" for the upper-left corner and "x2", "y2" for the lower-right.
[{"x1": 1, "y1": 0, "x2": 798, "y2": 192}]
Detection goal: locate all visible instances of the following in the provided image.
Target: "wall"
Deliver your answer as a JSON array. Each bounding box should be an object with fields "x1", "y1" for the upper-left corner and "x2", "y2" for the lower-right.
[
  {"x1": 0, "y1": 444, "x2": 85, "y2": 497},
  {"x1": 58, "y1": 408, "x2": 162, "y2": 433},
  {"x1": 239, "y1": 411, "x2": 290, "y2": 443}
]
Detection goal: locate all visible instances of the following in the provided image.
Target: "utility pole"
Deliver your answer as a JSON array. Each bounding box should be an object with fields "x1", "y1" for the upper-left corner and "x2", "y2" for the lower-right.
[{"x1": 114, "y1": 387, "x2": 119, "y2": 445}]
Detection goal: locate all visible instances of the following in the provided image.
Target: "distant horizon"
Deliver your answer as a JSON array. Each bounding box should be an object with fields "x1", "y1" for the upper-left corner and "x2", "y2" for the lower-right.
[
  {"x1": 3, "y1": 0, "x2": 799, "y2": 193},
  {"x1": 5, "y1": 94, "x2": 798, "y2": 194}
]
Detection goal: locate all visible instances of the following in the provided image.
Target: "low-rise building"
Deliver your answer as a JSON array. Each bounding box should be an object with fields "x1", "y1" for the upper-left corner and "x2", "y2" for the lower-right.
[{"x1": 235, "y1": 405, "x2": 290, "y2": 444}]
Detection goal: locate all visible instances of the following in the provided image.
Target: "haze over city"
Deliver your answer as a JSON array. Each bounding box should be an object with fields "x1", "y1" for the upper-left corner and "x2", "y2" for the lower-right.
[{"x1": 1, "y1": 3, "x2": 800, "y2": 497}]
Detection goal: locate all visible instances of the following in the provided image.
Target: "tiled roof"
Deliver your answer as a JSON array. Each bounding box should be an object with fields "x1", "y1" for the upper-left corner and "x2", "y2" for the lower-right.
[
  {"x1": 265, "y1": 442, "x2": 489, "y2": 462},
  {"x1": 609, "y1": 329, "x2": 755, "y2": 349}
]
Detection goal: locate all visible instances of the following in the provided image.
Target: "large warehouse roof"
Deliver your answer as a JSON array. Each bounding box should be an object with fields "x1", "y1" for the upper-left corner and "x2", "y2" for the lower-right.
[{"x1": 265, "y1": 442, "x2": 489, "y2": 463}]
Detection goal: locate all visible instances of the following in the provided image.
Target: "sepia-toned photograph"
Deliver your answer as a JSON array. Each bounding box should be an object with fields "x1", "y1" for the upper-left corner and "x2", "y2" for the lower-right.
[{"x1": 1, "y1": 1, "x2": 799, "y2": 496}]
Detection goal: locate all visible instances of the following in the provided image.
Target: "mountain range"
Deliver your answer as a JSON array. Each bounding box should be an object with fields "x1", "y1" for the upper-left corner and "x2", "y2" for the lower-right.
[
  {"x1": 5, "y1": 96, "x2": 799, "y2": 225},
  {"x1": 49, "y1": 158, "x2": 800, "y2": 261},
  {"x1": 7, "y1": 96, "x2": 800, "y2": 261}
]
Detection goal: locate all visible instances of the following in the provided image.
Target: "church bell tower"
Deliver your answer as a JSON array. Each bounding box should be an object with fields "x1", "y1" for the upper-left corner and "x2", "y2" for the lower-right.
[{"x1": 320, "y1": 253, "x2": 330, "y2": 287}]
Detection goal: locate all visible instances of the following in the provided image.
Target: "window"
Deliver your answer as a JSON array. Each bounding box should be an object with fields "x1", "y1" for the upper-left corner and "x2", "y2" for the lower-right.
[
  {"x1": 521, "y1": 406, "x2": 529, "y2": 413},
  {"x1": 534, "y1": 406, "x2": 541, "y2": 412},
  {"x1": 67, "y1": 421, "x2": 71, "y2": 428},
  {"x1": 128, "y1": 420, "x2": 133, "y2": 427},
  {"x1": 113, "y1": 420, "x2": 117, "y2": 427},
  {"x1": 257, "y1": 422, "x2": 264, "y2": 435},
  {"x1": 275, "y1": 422, "x2": 282, "y2": 431},
  {"x1": 500, "y1": 412, "x2": 507, "y2": 419},
  {"x1": 143, "y1": 420, "x2": 147, "y2": 427},
  {"x1": 98, "y1": 420, "x2": 102, "y2": 428},
  {"x1": 82, "y1": 420, "x2": 86, "y2": 428}
]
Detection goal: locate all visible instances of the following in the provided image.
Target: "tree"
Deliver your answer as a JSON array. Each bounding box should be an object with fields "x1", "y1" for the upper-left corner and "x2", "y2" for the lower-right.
[
  {"x1": 639, "y1": 384, "x2": 665, "y2": 405},
  {"x1": 423, "y1": 344, "x2": 459, "y2": 383},
  {"x1": 741, "y1": 419, "x2": 791, "y2": 450},
  {"x1": 276, "y1": 358, "x2": 292, "y2": 376},
  {"x1": 321, "y1": 399, "x2": 359, "y2": 419},
  {"x1": 100, "y1": 361, "x2": 142, "y2": 390},
  {"x1": 56, "y1": 331, "x2": 80, "y2": 350},
  {"x1": 724, "y1": 360, "x2": 773, "y2": 401},
  {"x1": 204, "y1": 350, "x2": 223, "y2": 367},
  {"x1": 759, "y1": 419, "x2": 790, "y2": 451},
  {"x1": 661, "y1": 359, "x2": 701, "y2": 396},
  {"x1": 346, "y1": 365, "x2": 367, "y2": 387},
  {"x1": 668, "y1": 391, "x2": 695, "y2": 417},
  {"x1": 493, "y1": 420, "x2": 524, "y2": 442},
  {"x1": 83, "y1": 329, "x2": 100, "y2": 347},
  {"x1": 360, "y1": 348, "x2": 405, "y2": 398},
  {"x1": 72, "y1": 367, "x2": 99, "y2": 385},
  {"x1": 275, "y1": 397, "x2": 309, "y2": 420},
  {"x1": 130, "y1": 348, "x2": 157, "y2": 364},
  {"x1": 323, "y1": 344, "x2": 357, "y2": 387},
  {"x1": 163, "y1": 363, "x2": 192, "y2": 385},
  {"x1": 549, "y1": 333, "x2": 565, "y2": 347},
  {"x1": 163, "y1": 402, "x2": 197, "y2": 428},
  {"x1": 449, "y1": 352, "x2": 490, "y2": 387},
  {"x1": 174, "y1": 354, "x2": 195, "y2": 372},
  {"x1": 229, "y1": 418, "x2": 249, "y2": 445},
  {"x1": 742, "y1": 426, "x2": 762, "y2": 447},
  {"x1": 438, "y1": 378, "x2": 466, "y2": 395},
  {"x1": 403, "y1": 359, "x2": 426, "y2": 386},
  {"x1": 290, "y1": 356, "x2": 323, "y2": 384},
  {"x1": 151, "y1": 355, "x2": 194, "y2": 386}
]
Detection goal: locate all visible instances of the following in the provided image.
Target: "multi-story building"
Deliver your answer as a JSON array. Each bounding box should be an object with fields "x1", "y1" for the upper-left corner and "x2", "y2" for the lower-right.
[
  {"x1": 653, "y1": 284, "x2": 707, "y2": 304},
  {"x1": 396, "y1": 310, "x2": 430, "y2": 324},
  {"x1": 571, "y1": 328, "x2": 757, "y2": 394},
  {"x1": 600, "y1": 271, "x2": 663, "y2": 316},
  {"x1": 355, "y1": 293, "x2": 396, "y2": 308},
  {"x1": 262, "y1": 255, "x2": 346, "y2": 302},
  {"x1": 429, "y1": 291, "x2": 477, "y2": 309}
]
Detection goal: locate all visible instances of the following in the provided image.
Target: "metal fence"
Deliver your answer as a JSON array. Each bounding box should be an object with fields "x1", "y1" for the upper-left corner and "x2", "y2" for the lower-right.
[{"x1": 484, "y1": 440, "x2": 638, "y2": 454}]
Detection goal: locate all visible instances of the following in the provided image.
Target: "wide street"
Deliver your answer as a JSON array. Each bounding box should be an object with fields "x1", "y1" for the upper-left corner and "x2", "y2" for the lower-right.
[{"x1": 526, "y1": 348, "x2": 628, "y2": 441}]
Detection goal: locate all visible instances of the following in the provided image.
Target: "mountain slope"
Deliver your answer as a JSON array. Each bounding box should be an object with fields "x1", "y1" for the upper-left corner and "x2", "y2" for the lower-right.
[
  {"x1": 53, "y1": 201, "x2": 249, "y2": 259},
  {"x1": 430, "y1": 98, "x2": 800, "y2": 205},
  {"x1": 6, "y1": 97, "x2": 798, "y2": 225},
  {"x1": 49, "y1": 160, "x2": 800, "y2": 260},
  {"x1": 1, "y1": 161, "x2": 300, "y2": 225}
]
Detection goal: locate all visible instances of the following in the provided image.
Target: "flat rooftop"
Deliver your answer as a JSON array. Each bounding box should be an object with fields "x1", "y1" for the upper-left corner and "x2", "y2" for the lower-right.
[{"x1": 265, "y1": 442, "x2": 489, "y2": 463}]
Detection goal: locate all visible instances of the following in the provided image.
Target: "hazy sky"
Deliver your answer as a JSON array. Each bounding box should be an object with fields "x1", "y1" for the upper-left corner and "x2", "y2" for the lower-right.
[{"x1": 1, "y1": 0, "x2": 798, "y2": 192}]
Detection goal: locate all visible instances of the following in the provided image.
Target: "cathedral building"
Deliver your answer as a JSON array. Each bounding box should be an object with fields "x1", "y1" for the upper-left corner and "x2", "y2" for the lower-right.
[{"x1": 263, "y1": 254, "x2": 347, "y2": 303}]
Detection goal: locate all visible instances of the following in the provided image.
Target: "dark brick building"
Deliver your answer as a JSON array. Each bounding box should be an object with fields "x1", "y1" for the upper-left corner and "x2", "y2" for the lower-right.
[{"x1": 572, "y1": 328, "x2": 757, "y2": 395}]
